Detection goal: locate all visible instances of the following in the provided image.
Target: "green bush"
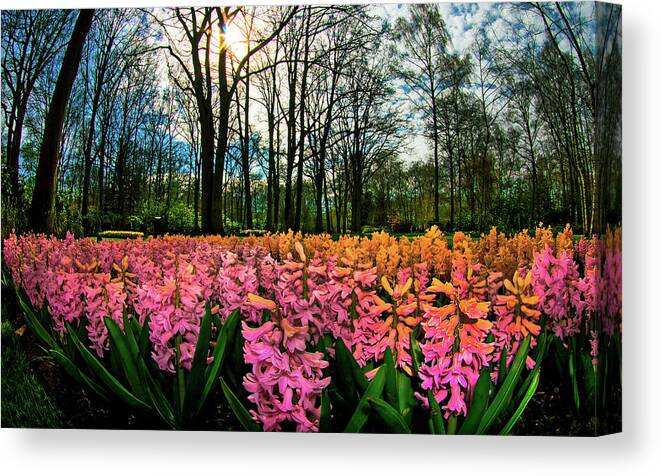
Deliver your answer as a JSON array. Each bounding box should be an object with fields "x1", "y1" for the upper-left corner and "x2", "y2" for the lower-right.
[
  {"x1": 98, "y1": 230, "x2": 144, "y2": 240},
  {"x1": 165, "y1": 201, "x2": 195, "y2": 235},
  {"x1": 238, "y1": 229, "x2": 267, "y2": 237}
]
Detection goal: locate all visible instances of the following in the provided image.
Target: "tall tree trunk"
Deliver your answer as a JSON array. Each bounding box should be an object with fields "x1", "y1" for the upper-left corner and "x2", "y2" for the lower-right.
[
  {"x1": 28, "y1": 10, "x2": 94, "y2": 233},
  {"x1": 6, "y1": 97, "x2": 30, "y2": 205},
  {"x1": 266, "y1": 111, "x2": 275, "y2": 231},
  {"x1": 525, "y1": 118, "x2": 537, "y2": 227},
  {"x1": 314, "y1": 152, "x2": 325, "y2": 233},
  {"x1": 294, "y1": 10, "x2": 311, "y2": 231},
  {"x1": 350, "y1": 177, "x2": 362, "y2": 233},
  {"x1": 191, "y1": 10, "x2": 215, "y2": 234},
  {"x1": 274, "y1": 122, "x2": 281, "y2": 231},
  {"x1": 97, "y1": 109, "x2": 110, "y2": 212},
  {"x1": 212, "y1": 12, "x2": 230, "y2": 235},
  {"x1": 324, "y1": 173, "x2": 331, "y2": 233},
  {"x1": 448, "y1": 137, "x2": 455, "y2": 230},
  {"x1": 81, "y1": 82, "x2": 103, "y2": 233},
  {"x1": 432, "y1": 101, "x2": 440, "y2": 224},
  {"x1": 241, "y1": 56, "x2": 253, "y2": 229},
  {"x1": 284, "y1": 69, "x2": 297, "y2": 229},
  {"x1": 283, "y1": 34, "x2": 299, "y2": 230}
]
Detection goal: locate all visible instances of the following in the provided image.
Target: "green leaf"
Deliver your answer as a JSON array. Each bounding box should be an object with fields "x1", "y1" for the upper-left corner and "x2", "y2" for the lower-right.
[
  {"x1": 344, "y1": 365, "x2": 386, "y2": 433},
  {"x1": 137, "y1": 361, "x2": 176, "y2": 429},
  {"x1": 108, "y1": 336, "x2": 125, "y2": 384},
  {"x1": 514, "y1": 330, "x2": 548, "y2": 402},
  {"x1": 447, "y1": 415, "x2": 458, "y2": 435},
  {"x1": 333, "y1": 338, "x2": 358, "y2": 404},
  {"x1": 601, "y1": 342, "x2": 610, "y2": 409},
  {"x1": 499, "y1": 366, "x2": 540, "y2": 435},
  {"x1": 497, "y1": 342, "x2": 509, "y2": 386},
  {"x1": 220, "y1": 377, "x2": 260, "y2": 431},
  {"x1": 581, "y1": 351, "x2": 597, "y2": 403},
  {"x1": 16, "y1": 291, "x2": 58, "y2": 350},
  {"x1": 130, "y1": 317, "x2": 142, "y2": 347},
  {"x1": 328, "y1": 387, "x2": 352, "y2": 422},
  {"x1": 128, "y1": 321, "x2": 176, "y2": 428},
  {"x1": 477, "y1": 334, "x2": 531, "y2": 434},
  {"x1": 319, "y1": 390, "x2": 332, "y2": 433},
  {"x1": 335, "y1": 337, "x2": 368, "y2": 398},
  {"x1": 137, "y1": 314, "x2": 151, "y2": 358},
  {"x1": 49, "y1": 349, "x2": 109, "y2": 402},
  {"x1": 65, "y1": 322, "x2": 150, "y2": 411},
  {"x1": 105, "y1": 317, "x2": 148, "y2": 402},
  {"x1": 225, "y1": 322, "x2": 245, "y2": 390},
  {"x1": 197, "y1": 309, "x2": 240, "y2": 415},
  {"x1": 368, "y1": 396, "x2": 411, "y2": 434},
  {"x1": 182, "y1": 303, "x2": 213, "y2": 422},
  {"x1": 121, "y1": 309, "x2": 141, "y2": 358},
  {"x1": 396, "y1": 371, "x2": 414, "y2": 418},
  {"x1": 459, "y1": 367, "x2": 492, "y2": 435},
  {"x1": 568, "y1": 337, "x2": 581, "y2": 413},
  {"x1": 427, "y1": 390, "x2": 445, "y2": 435},
  {"x1": 383, "y1": 347, "x2": 398, "y2": 408},
  {"x1": 410, "y1": 332, "x2": 423, "y2": 375}
]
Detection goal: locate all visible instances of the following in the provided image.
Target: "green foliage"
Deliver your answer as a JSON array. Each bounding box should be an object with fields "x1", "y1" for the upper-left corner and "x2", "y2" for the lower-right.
[
  {"x1": 322, "y1": 333, "x2": 538, "y2": 434},
  {"x1": 1, "y1": 321, "x2": 66, "y2": 428},
  {"x1": 361, "y1": 226, "x2": 385, "y2": 234},
  {"x1": 86, "y1": 209, "x2": 122, "y2": 234},
  {"x1": 163, "y1": 201, "x2": 195, "y2": 235},
  {"x1": 223, "y1": 219, "x2": 243, "y2": 236},
  {"x1": 9, "y1": 270, "x2": 242, "y2": 430}
]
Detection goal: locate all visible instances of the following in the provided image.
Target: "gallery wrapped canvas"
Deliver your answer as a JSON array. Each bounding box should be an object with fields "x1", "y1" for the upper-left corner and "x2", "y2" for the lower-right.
[{"x1": 0, "y1": 2, "x2": 621, "y2": 435}]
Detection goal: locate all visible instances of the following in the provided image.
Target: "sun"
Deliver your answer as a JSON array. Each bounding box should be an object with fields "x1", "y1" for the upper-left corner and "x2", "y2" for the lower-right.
[{"x1": 222, "y1": 21, "x2": 248, "y2": 59}]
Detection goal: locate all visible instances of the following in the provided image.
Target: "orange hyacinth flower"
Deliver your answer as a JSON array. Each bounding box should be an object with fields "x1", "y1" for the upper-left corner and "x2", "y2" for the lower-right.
[{"x1": 495, "y1": 271, "x2": 541, "y2": 337}]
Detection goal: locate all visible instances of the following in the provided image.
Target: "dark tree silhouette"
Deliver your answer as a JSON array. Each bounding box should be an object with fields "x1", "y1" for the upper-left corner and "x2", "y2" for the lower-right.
[{"x1": 27, "y1": 9, "x2": 95, "y2": 233}]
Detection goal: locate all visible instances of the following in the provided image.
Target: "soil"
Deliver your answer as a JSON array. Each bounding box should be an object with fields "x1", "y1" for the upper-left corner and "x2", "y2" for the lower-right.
[{"x1": 515, "y1": 363, "x2": 622, "y2": 436}]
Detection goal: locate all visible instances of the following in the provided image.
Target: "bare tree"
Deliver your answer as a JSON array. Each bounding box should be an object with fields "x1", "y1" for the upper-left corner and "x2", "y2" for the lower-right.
[{"x1": 1, "y1": 10, "x2": 71, "y2": 221}]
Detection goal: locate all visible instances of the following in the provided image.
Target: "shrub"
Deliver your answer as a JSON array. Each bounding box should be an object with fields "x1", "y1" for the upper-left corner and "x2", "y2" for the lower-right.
[{"x1": 98, "y1": 230, "x2": 144, "y2": 239}]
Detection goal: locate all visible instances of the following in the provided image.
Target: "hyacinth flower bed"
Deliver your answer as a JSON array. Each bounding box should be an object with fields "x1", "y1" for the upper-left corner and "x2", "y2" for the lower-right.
[{"x1": 1, "y1": 225, "x2": 621, "y2": 434}]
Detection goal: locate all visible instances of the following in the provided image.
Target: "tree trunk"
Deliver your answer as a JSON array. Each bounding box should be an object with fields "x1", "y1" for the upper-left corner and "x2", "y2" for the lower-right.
[
  {"x1": 432, "y1": 101, "x2": 440, "y2": 224},
  {"x1": 294, "y1": 11, "x2": 311, "y2": 231},
  {"x1": 241, "y1": 56, "x2": 253, "y2": 229},
  {"x1": 28, "y1": 9, "x2": 95, "y2": 233},
  {"x1": 6, "y1": 98, "x2": 29, "y2": 204},
  {"x1": 283, "y1": 35, "x2": 299, "y2": 230},
  {"x1": 274, "y1": 122, "x2": 281, "y2": 230},
  {"x1": 324, "y1": 173, "x2": 331, "y2": 233},
  {"x1": 266, "y1": 112, "x2": 275, "y2": 231},
  {"x1": 212, "y1": 20, "x2": 230, "y2": 235},
  {"x1": 81, "y1": 82, "x2": 103, "y2": 233}
]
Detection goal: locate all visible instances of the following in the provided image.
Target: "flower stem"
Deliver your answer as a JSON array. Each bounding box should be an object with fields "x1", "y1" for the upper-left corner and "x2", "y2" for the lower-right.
[{"x1": 447, "y1": 414, "x2": 458, "y2": 435}]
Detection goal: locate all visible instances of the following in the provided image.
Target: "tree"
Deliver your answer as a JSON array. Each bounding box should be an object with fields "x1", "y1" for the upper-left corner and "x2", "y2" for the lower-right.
[
  {"x1": 79, "y1": 10, "x2": 145, "y2": 233},
  {"x1": 392, "y1": 3, "x2": 451, "y2": 225},
  {"x1": 1, "y1": 10, "x2": 72, "y2": 228},
  {"x1": 337, "y1": 56, "x2": 404, "y2": 232},
  {"x1": 27, "y1": 9, "x2": 95, "y2": 233}
]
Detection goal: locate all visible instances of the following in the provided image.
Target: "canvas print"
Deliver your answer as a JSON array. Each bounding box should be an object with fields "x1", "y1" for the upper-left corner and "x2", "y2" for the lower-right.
[{"x1": 0, "y1": 2, "x2": 621, "y2": 435}]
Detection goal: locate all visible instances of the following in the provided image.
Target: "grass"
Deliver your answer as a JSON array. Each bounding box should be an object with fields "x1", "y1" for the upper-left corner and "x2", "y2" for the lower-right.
[{"x1": 1, "y1": 320, "x2": 66, "y2": 428}]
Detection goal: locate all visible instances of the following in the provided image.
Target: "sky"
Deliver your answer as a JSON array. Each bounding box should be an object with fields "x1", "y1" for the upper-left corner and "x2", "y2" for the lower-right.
[{"x1": 374, "y1": 2, "x2": 501, "y2": 162}]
